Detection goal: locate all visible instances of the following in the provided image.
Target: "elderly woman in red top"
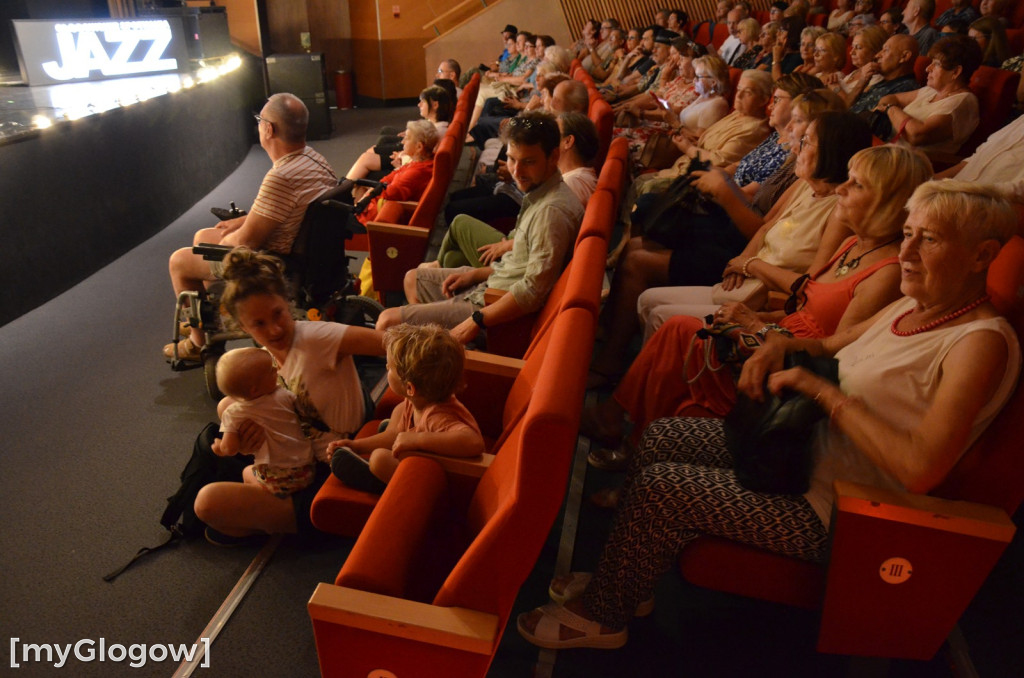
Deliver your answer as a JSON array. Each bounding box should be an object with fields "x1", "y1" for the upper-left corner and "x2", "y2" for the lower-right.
[
  {"x1": 356, "y1": 119, "x2": 438, "y2": 224},
  {"x1": 355, "y1": 119, "x2": 438, "y2": 296}
]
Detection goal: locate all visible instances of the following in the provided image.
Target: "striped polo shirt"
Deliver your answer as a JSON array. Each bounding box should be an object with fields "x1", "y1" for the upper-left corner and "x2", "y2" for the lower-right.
[{"x1": 251, "y1": 147, "x2": 337, "y2": 254}]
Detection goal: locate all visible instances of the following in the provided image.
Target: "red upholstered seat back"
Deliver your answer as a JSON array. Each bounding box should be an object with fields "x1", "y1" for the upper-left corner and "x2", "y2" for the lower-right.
[
  {"x1": 1008, "y1": 29, "x2": 1024, "y2": 56},
  {"x1": 933, "y1": 235, "x2": 1024, "y2": 514},
  {"x1": 408, "y1": 137, "x2": 454, "y2": 229},
  {"x1": 374, "y1": 199, "x2": 407, "y2": 224},
  {"x1": 962, "y1": 65, "x2": 1020, "y2": 158},
  {"x1": 712, "y1": 22, "x2": 730, "y2": 49},
  {"x1": 433, "y1": 309, "x2": 594, "y2": 617},
  {"x1": 595, "y1": 137, "x2": 629, "y2": 214},
  {"x1": 576, "y1": 188, "x2": 616, "y2": 243},
  {"x1": 727, "y1": 67, "x2": 743, "y2": 108},
  {"x1": 573, "y1": 68, "x2": 595, "y2": 89},
  {"x1": 694, "y1": 22, "x2": 712, "y2": 46},
  {"x1": 1012, "y1": 1, "x2": 1024, "y2": 29},
  {"x1": 589, "y1": 98, "x2": 613, "y2": 169}
]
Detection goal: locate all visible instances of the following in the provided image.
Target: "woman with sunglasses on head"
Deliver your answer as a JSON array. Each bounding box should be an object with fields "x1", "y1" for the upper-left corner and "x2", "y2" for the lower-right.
[{"x1": 581, "y1": 142, "x2": 930, "y2": 474}]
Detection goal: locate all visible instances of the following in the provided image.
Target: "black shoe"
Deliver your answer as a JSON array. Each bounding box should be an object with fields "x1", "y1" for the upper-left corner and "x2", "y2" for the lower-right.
[
  {"x1": 204, "y1": 527, "x2": 267, "y2": 548},
  {"x1": 330, "y1": 446, "x2": 387, "y2": 494}
]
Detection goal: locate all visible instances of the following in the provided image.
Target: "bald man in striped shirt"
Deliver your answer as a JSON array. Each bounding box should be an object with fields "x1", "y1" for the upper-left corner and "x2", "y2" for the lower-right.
[{"x1": 166, "y1": 93, "x2": 337, "y2": 361}]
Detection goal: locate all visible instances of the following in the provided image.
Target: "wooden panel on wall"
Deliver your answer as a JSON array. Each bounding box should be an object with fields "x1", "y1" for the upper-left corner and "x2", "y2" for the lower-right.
[
  {"x1": 308, "y1": 0, "x2": 353, "y2": 77},
  {"x1": 267, "y1": 0, "x2": 310, "y2": 54},
  {"x1": 350, "y1": 0, "x2": 384, "y2": 99},
  {"x1": 187, "y1": 0, "x2": 263, "y2": 56}
]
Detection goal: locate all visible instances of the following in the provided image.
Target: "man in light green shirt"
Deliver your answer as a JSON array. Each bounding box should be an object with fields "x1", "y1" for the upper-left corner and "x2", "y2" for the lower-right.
[{"x1": 376, "y1": 111, "x2": 584, "y2": 344}]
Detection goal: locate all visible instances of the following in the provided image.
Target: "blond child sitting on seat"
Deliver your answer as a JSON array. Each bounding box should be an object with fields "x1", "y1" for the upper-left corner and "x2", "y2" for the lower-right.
[
  {"x1": 327, "y1": 324, "x2": 485, "y2": 494},
  {"x1": 213, "y1": 348, "x2": 315, "y2": 500}
]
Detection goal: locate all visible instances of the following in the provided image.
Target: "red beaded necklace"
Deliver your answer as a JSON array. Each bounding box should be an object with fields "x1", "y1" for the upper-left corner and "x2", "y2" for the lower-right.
[{"x1": 890, "y1": 295, "x2": 990, "y2": 337}]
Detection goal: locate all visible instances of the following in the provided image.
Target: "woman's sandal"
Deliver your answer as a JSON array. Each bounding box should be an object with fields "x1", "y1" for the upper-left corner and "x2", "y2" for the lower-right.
[
  {"x1": 516, "y1": 602, "x2": 628, "y2": 650},
  {"x1": 548, "y1": 572, "x2": 654, "y2": 617},
  {"x1": 587, "y1": 444, "x2": 630, "y2": 472}
]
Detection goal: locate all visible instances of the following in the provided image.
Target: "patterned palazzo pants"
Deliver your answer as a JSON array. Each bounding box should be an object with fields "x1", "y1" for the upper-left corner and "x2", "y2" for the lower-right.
[{"x1": 582, "y1": 417, "x2": 829, "y2": 631}]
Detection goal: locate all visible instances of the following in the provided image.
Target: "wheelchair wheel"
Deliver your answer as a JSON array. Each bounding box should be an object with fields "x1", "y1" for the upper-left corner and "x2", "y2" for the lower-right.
[
  {"x1": 328, "y1": 294, "x2": 384, "y2": 329},
  {"x1": 202, "y1": 349, "x2": 225, "y2": 401}
]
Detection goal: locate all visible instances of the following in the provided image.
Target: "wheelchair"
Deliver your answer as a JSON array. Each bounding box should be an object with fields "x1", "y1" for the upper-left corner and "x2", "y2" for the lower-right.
[{"x1": 167, "y1": 179, "x2": 388, "y2": 399}]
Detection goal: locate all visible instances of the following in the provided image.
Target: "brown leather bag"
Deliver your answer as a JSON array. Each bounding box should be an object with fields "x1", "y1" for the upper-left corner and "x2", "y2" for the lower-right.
[{"x1": 639, "y1": 132, "x2": 683, "y2": 170}]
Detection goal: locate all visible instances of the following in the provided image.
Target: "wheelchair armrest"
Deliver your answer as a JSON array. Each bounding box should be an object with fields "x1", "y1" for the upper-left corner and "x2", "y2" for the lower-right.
[{"x1": 192, "y1": 243, "x2": 233, "y2": 260}]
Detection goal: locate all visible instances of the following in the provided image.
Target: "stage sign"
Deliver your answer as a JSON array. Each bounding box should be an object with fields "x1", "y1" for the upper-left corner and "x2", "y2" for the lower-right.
[{"x1": 12, "y1": 19, "x2": 188, "y2": 87}]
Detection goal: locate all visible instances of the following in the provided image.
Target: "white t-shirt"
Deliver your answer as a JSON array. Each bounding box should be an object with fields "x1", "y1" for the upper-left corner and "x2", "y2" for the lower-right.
[
  {"x1": 276, "y1": 321, "x2": 366, "y2": 461},
  {"x1": 562, "y1": 167, "x2": 598, "y2": 208},
  {"x1": 220, "y1": 387, "x2": 312, "y2": 468}
]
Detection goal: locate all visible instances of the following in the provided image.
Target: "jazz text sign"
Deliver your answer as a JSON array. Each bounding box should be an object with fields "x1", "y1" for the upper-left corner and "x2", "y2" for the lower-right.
[{"x1": 12, "y1": 19, "x2": 189, "y2": 86}]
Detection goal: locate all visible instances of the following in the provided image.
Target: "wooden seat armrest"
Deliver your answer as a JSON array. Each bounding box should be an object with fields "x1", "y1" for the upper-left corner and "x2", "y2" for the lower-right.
[
  {"x1": 483, "y1": 288, "x2": 508, "y2": 305},
  {"x1": 308, "y1": 584, "x2": 498, "y2": 656},
  {"x1": 393, "y1": 200, "x2": 419, "y2": 212},
  {"x1": 832, "y1": 480, "x2": 1015, "y2": 541},
  {"x1": 364, "y1": 221, "x2": 431, "y2": 238},
  {"x1": 400, "y1": 451, "x2": 495, "y2": 478},
  {"x1": 464, "y1": 349, "x2": 524, "y2": 377}
]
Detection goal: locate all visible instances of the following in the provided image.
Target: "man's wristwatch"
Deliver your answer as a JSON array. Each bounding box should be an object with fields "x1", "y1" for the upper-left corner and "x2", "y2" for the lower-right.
[{"x1": 471, "y1": 310, "x2": 487, "y2": 330}]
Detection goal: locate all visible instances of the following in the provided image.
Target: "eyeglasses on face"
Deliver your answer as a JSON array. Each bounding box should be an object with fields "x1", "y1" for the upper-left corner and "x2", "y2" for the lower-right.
[{"x1": 254, "y1": 114, "x2": 274, "y2": 127}]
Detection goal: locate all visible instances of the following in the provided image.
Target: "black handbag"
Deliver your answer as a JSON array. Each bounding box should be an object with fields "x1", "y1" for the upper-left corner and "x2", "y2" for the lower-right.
[
  {"x1": 636, "y1": 157, "x2": 727, "y2": 250},
  {"x1": 724, "y1": 351, "x2": 839, "y2": 495},
  {"x1": 862, "y1": 108, "x2": 894, "y2": 142}
]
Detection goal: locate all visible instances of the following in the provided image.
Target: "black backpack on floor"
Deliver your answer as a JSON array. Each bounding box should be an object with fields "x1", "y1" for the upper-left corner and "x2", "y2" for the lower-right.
[{"x1": 104, "y1": 423, "x2": 250, "y2": 581}]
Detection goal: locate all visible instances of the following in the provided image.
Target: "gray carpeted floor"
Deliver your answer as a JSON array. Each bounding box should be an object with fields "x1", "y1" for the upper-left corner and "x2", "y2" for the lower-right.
[
  {"x1": 0, "y1": 106, "x2": 411, "y2": 678},
  {"x1": 1, "y1": 103, "x2": 1021, "y2": 678}
]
